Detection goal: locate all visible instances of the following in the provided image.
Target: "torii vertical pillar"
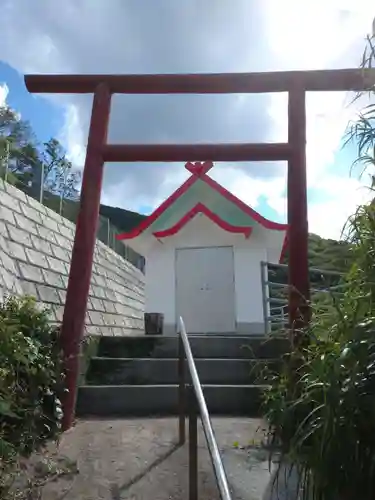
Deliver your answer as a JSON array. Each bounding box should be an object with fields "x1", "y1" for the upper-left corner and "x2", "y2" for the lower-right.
[
  {"x1": 60, "y1": 84, "x2": 111, "y2": 430},
  {"x1": 288, "y1": 86, "x2": 310, "y2": 340}
]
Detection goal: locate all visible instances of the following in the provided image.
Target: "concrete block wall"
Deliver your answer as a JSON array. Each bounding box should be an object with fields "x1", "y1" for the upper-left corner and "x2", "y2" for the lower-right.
[{"x1": 0, "y1": 179, "x2": 145, "y2": 336}]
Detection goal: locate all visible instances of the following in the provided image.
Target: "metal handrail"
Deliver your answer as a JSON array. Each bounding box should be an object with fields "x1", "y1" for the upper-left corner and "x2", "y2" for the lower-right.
[
  {"x1": 262, "y1": 260, "x2": 345, "y2": 277},
  {"x1": 178, "y1": 316, "x2": 232, "y2": 500}
]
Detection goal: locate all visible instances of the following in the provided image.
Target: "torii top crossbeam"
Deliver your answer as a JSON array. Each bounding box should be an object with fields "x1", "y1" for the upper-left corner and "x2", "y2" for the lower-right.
[
  {"x1": 24, "y1": 69, "x2": 375, "y2": 163},
  {"x1": 25, "y1": 68, "x2": 375, "y2": 94}
]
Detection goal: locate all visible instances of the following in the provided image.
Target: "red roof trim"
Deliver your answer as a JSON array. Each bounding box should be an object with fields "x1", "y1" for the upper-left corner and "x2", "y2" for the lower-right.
[
  {"x1": 117, "y1": 173, "x2": 199, "y2": 240},
  {"x1": 153, "y1": 203, "x2": 252, "y2": 239},
  {"x1": 116, "y1": 162, "x2": 287, "y2": 240}
]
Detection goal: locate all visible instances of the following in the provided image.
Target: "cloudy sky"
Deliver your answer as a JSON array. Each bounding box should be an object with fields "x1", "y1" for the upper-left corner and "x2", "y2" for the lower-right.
[{"x1": 0, "y1": 0, "x2": 374, "y2": 240}]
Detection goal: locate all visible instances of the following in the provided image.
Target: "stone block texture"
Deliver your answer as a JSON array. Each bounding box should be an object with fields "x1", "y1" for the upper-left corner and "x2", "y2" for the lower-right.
[{"x1": 0, "y1": 180, "x2": 145, "y2": 336}]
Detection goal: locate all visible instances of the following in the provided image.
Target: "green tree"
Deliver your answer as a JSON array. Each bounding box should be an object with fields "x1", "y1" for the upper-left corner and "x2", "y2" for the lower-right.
[
  {"x1": 0, "y1": 106, "x2": 80, "y2": 200},
  {"x1": 41, "y1": 138, "x2": 80, "y2": 200},
  {"x1": 0, "y1": 105, "x2": 39, "y2": 187},
  {"x1": 0, "y1": 105, "x2": 33, "y2": 147},
  {"x1": 346, "y1": 32, "x2": 375, "y2": 172}
]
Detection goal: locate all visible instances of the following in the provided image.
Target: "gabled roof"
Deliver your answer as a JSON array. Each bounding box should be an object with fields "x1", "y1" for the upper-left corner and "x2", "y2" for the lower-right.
[{"x1": 117, "y1": 161, "x2": 287, "y2": 241}]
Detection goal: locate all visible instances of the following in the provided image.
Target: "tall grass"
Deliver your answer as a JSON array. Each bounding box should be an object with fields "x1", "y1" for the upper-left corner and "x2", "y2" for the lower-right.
[
  {"x1": 263, "y1": 34, "x2": 375, "y2": 500},
  {"x1": 264, "y1": 202, "x2": 375, "y2": 500}
]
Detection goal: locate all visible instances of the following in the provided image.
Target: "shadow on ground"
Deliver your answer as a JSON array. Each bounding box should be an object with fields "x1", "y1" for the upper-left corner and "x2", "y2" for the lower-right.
[{"x1": 109, "y1": 442, "x2": 181, "y2": 499}]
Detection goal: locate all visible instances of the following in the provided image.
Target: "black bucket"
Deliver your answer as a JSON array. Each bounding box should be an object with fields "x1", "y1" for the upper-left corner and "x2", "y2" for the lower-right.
[{"x1": 144, "y1": 312, "x2": 164, "y2": 335}]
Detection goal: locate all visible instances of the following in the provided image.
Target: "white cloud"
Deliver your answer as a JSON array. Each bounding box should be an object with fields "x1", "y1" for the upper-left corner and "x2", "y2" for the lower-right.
[
  {"x1": 58, "y1": 103, "x2": 86, "y2": 166},
  {"x1": 1, "y1": 0, "x2": 375, "y2": 240},
  {"x1": 308, "y1": 174, "x2": 374, "y2": 239},
  {"x1": 0, "y1": 82, "x2": 22, "y2": 121},
  {"x1": 262, "y1": 0, "x2": 375, "y2": 238},
  {"x1": 212, "y1": 165, "x2": 287, "y2": 216},
  {"x1": 0, "y1": 83, "x2": 9, "y2": 107}
]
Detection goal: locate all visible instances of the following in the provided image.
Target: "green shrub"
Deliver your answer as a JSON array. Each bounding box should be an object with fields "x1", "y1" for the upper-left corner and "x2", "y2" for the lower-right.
[{"x1": 0, "y1": 296, "x2": 65, "y2": 463}]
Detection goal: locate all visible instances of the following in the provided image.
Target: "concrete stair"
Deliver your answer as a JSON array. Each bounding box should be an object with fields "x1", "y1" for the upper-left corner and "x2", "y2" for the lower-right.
[
  {"x1": 76, "y1": 335, "x2": 287, "y2": 418},
  {"x1": 85, "y1": 358, "x2": 280, "y2": 385}
]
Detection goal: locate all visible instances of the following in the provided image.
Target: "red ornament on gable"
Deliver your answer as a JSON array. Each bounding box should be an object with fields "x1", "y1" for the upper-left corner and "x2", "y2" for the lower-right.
[{"x1": 185, "y1": 161, "x2": 213, "y2": 176}]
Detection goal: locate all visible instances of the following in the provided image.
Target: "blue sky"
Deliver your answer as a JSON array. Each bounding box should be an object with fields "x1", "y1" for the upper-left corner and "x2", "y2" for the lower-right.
[
  {"x1": 0, "y1": 62, "x2": 63, "y2": 144},
  {"x1": 0, "y1": 0, "x2": 373, "y2": 239}
]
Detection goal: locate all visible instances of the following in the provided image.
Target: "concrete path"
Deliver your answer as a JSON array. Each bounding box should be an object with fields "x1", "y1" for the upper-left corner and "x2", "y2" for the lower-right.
[{"x1": 35, "y1": 417, "x2": 283, "y2": 500}]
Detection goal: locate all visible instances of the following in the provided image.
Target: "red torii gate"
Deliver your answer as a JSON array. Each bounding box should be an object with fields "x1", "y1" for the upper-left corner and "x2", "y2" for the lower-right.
[{"x1": 24, "y1": 68, "x2": 375, "y2": 430}]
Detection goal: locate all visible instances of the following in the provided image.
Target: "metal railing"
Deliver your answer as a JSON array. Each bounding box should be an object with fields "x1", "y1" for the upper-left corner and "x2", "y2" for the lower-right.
[
  {"x1": 261, "y1": 261, "x2": 345, "y2": 333},
  {"x1": 177, "y1": 317, "x2": 232, "y2": 500}
]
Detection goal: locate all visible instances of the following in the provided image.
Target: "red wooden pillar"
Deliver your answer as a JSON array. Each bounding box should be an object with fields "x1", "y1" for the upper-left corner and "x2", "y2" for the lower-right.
[
  {"x1": 287, "y1": 86, "x2": 310, "y2": 339},
  {"x1": 60, "y1": 83, "x2": 111, "y2": 430}
]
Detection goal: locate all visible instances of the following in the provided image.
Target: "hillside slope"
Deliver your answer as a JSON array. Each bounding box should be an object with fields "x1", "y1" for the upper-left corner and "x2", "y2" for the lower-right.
[
  {"x1": 34, "y1": 190, "x2": 353, "y2": 279},
  {"x1": 99, "y1": 204, "x2": 146, "y2": 232},
  {"x1": 103, "y1": 204, "x2": 353, "y2": 274},
  {"x1": 267, "y1": 232, "x2": 352, "y2": 301}
]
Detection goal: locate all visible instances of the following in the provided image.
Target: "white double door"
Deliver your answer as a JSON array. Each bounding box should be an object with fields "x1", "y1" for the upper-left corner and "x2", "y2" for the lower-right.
[{"x1": 175, "y1": 246, "x2": 236, "y2": 333}]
